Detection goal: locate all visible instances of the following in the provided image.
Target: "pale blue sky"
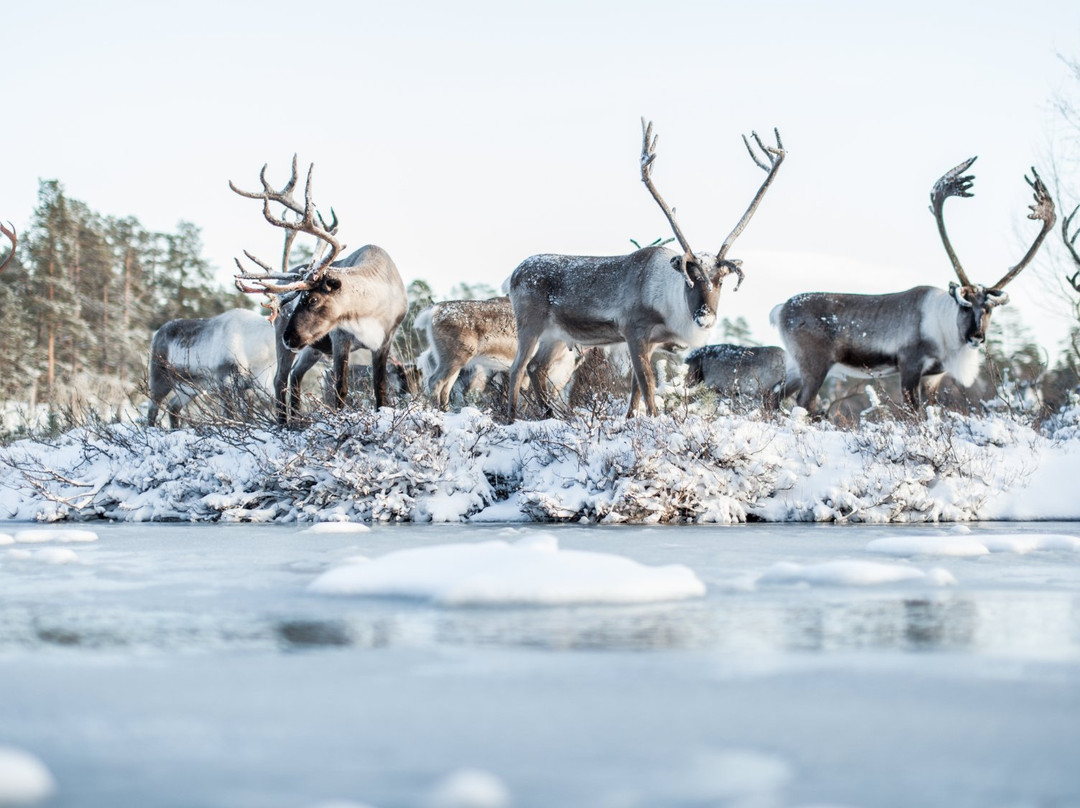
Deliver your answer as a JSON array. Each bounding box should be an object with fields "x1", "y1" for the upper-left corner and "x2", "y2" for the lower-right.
[{"x1": 5, "y1": 0, "x2": 1080, "y2": 349}]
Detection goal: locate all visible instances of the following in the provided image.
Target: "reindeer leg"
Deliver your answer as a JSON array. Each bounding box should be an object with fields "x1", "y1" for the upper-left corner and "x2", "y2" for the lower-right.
[
  {"x1": 899, "y1": 364, "x2": 924, "y2": 411},
  {"x1": 625, "y1": 335, "x2": 658, "y2": 417},
  {"x1": 330, "y1": 333, "x2": 351, "y2": 411},
  {"x1": 508, "y1": 331, "x2": 543, "y2": 422},
  {"x1": 372, "y1": 344, "x2": 390, "y2": 410}
]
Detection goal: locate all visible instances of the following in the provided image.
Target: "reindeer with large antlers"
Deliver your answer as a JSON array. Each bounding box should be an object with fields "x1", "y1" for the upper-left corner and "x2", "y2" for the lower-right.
[
  {"x1": 232, "y1": 157, "x2": 407, "y2": 422},
  {"x1": 504, "y1": 118, "x2": 786, "y2": 419},
  {"x1": 773, "y1": 157, "x2": 1056, "y2": 412}
]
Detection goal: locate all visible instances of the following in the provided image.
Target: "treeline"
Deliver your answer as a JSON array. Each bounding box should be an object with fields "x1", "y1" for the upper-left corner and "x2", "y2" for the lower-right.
[{"x1": 0, "y1": 180, "x2": 248, "y2": 408}]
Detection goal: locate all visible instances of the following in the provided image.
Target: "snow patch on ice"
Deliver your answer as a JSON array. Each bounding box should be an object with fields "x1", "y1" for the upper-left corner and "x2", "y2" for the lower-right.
[
  {"x1": 867, "y1": 533, "x2": 1080, "y2": 556},
  {"x1": 14, "y1": 528, "x2": 98, "y2": 543},
  {"x1": 309, "y1": 534, "x2": 706, "y2": 606},
  {"x1": 0, "y1": 533, "x2": 12, "y2": 545},
  {"x1": 33, "y1": 547, "x2": 79, "y2": 565},
  {"x1": 302, "y1": 523, "x2": 372, "y2": 534},
  {"x1": 424, "y1": 769, "x2": 510, "y2": 808},
  {"x1": 759, "y1": 560, "x2": 956, "y2": 587},
  {"x1": 0, "y1": 746, "x2": 56, "y2": 805},
  {"x1": 865, "y1": 536, "x2": 990, "y2": 557}
]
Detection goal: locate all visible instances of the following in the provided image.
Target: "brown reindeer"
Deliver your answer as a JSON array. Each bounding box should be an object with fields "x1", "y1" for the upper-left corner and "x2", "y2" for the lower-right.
[{"x1": 232, "y1": 156, "x2": 407, "y2": 420}]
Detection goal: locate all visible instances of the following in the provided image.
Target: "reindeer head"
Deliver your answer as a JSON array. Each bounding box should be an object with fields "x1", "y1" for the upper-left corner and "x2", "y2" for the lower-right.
[
  {"x1": 639, "y1": 119, "x2": 784, "y2": 330},
  {"x1": 931, "y1": 157, "x2": 1055, "y2": 347},
  {"x1": 280, "y1": 269, "x2": 354, "y2": 349}
]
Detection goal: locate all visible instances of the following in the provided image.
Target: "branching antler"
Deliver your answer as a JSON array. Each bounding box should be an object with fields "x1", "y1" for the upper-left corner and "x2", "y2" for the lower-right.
[
  {"x1": 716, "y1": 128, "x2": 786, "y2": 269},
  {"x1": 991, "y1": 167, "x2": 1056, "y2": 291},
  {"x1": 930, "y1": 156, "x2": 977, "y2": 289},
  {"x1": 230, "y1": 155, "x2": 345, "y2": 302},
  {"x1": 0, "y1": 222, "x2": 16, "y2": 272},
  {"x1": 640, "y1": 118, "x2": 696, "y2": 287},
  {"x1": 1060, "y1": 204, "x2": 1080, "y2": 294}
]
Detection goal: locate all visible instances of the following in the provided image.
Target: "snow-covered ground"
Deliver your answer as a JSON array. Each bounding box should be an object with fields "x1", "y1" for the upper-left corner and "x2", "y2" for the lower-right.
[
  {"x1": 1, "y1": 521, "x2": 1079, "y2": 807},
  {"x1": 1, "y1": 401, "x2": 1079, "y2": 524}
]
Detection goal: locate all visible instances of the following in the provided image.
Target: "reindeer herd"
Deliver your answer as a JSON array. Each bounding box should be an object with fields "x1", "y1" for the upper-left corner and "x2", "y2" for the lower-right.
[{"x1": 138, "y1": 119, "x2": 1080, "y2": 429}]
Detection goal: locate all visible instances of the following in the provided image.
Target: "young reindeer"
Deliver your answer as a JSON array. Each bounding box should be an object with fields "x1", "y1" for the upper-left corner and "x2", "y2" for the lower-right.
[
  {"x1": 773, "y1": 157, "x2": 1056, "y2": 412},
  {"x1": 505, "y1": 119, "x2": 786, "y2": 420},
  {"x1": 415, "y1": 296, "x2": 576, "y2": 411},
  {"x1": 684, "y1": 344, "x2": 790, "y2": 410},
  {"x1": 232, "y1": 157, "x2": 407, "y2": 420}
]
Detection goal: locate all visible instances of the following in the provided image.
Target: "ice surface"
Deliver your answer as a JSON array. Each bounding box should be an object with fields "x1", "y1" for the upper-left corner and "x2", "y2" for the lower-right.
[
  {"x1": 309, "y1": 534, "x2": 706, "y2": 605},
  {"x1": 0, "y1": 746, "x2": 56, "y2": 805},
  {"x1": 0, "y1": 521, "x2": 1078, "y2": 808}
]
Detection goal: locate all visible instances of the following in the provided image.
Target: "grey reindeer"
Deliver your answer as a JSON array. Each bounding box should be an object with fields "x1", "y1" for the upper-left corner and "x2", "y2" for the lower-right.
[
  {"x1": 772, "y1": 157, "x2": 1056, "y2": 412},
  {"x1": 685, "y1": 344, "x2": 790, "y2": 410},
  {"x1": 504, "y1": 118, "x2": 785, "y2": 420},
  {"x1": 146, "y1": 309, "x2": 276, "y2": 428},
  {"x1": 232, "y1": 157, "x2": 407, "y2": 421}
]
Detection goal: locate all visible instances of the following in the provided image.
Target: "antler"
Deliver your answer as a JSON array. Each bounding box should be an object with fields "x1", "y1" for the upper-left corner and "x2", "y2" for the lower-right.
[
  {"x1": 0, "y1": 222, "x2": 15, "y2": 272},
  {"x1": 1064, "y1": 204, "x2": 1080, "y2": 294},
  {"x1": 930, "y1": 156, "x2": 977, "y2": 289},
  {"x1": 716, "y1": 128, "x2": 786, "y2": 262},
  {"x1": 990, "y1": 167, "x2": 1056, "y2": 291},
  {"x1": 640, "y1": 118, "x2": 696, "y2": 287},
  {"x1": 230, "y1": 155, "x2": 344, "y2": 297}
]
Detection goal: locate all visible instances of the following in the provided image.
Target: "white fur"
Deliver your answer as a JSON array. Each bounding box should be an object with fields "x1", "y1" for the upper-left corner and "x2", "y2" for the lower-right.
[
  {"x1": 336, "y1": 317, "x2": 388, "y2": 353},
  {"x1": 159, "y1": 310, "x2": 276, "y2": 392},
  {"x1": 920, "y1": 289, "x2": 981, "y2": 386},
  {"x1": 641, "y1": 253, "x2": 706, "y2": 346}
]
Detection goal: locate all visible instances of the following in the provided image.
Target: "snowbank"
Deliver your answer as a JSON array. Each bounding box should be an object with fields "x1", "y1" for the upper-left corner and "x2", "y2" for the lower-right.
[
  {"x1": 0, "y1": 746, "x2": 56, "y2": 805},
  {"x1": 0, "y1": 402, "x2": 1078, "y2": 524},
  {"x1": 309, "y1": 534, "x2": 706, "y2": 605}
]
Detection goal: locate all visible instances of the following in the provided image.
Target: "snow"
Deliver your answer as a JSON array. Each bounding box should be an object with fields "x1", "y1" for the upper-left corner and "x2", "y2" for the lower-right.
[
  {"x1": 0, "y1": 746, "x2": 55, "y2": 806},
  {"x1": 758, "y1": 560, "x2": 957, "y2": 587},
  {"x1": 425, "y1": 770, "x2": 511, "y2": 808},
  {"x1": 302, "y1": 522, "x2": 372, "y2": 534},
  {"x1": 309, "y1": 533, "x2": 706, "y2": 605},
  {"x1": 865, "y1": 536, "x2": 990, "y2": 557},
  {"x1": 13, "y1": 529, "x2": 98, "y2": 543},
  {"x1": 867, "y1": 533, "x2": 1080, "y2": 556},
  {"x1": 0, "y1": 401, "x2": 1078, "y2": 525}
]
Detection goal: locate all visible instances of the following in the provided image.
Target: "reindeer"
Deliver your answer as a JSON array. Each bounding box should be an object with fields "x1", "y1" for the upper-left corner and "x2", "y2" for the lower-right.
[
  {"x1": 231, "y1": 157, "x2": 407, "y2": 421},
  {"x1": 0, "y1": 223, "x2": 15, "y2": 272},
  {"x1": 773, "y1": 157, "x2": 1056, "y2": 412},
  {"x1": 147, "y1": 308, "x2": 276, "y2": 427},
  {"x1": 414, "y1": 296, "x2": 575, "y2": 411},
  {"x1": 684, "y1": 344, "x2": 790, "y2": 410},
  {"x1": 504, "y1": 119, "x2": 785, "y2": 420}
]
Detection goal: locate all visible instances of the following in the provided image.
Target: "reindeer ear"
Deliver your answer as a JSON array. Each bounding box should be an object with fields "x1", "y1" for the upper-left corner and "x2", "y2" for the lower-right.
[
  {"x1": 986, "y1": 288, "x2": 1009, "y2": 307},
  {"x1": 670, "y1": 255, "x2": 695, "y2": 288},
  {"x1": 324, "y1": 276, "x2": 342, "y2": 292}
]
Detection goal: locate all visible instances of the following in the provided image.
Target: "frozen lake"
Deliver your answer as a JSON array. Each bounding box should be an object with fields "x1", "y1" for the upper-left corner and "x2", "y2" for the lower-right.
[{"x1": 2, "y1": 521, "x2": 1079, "y2": 808}]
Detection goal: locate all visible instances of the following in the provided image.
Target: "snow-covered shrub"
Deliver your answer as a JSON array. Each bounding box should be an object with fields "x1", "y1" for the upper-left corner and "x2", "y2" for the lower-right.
[{"x1": 0, "y1": 396, "x2": 1073, "y2": 524}]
